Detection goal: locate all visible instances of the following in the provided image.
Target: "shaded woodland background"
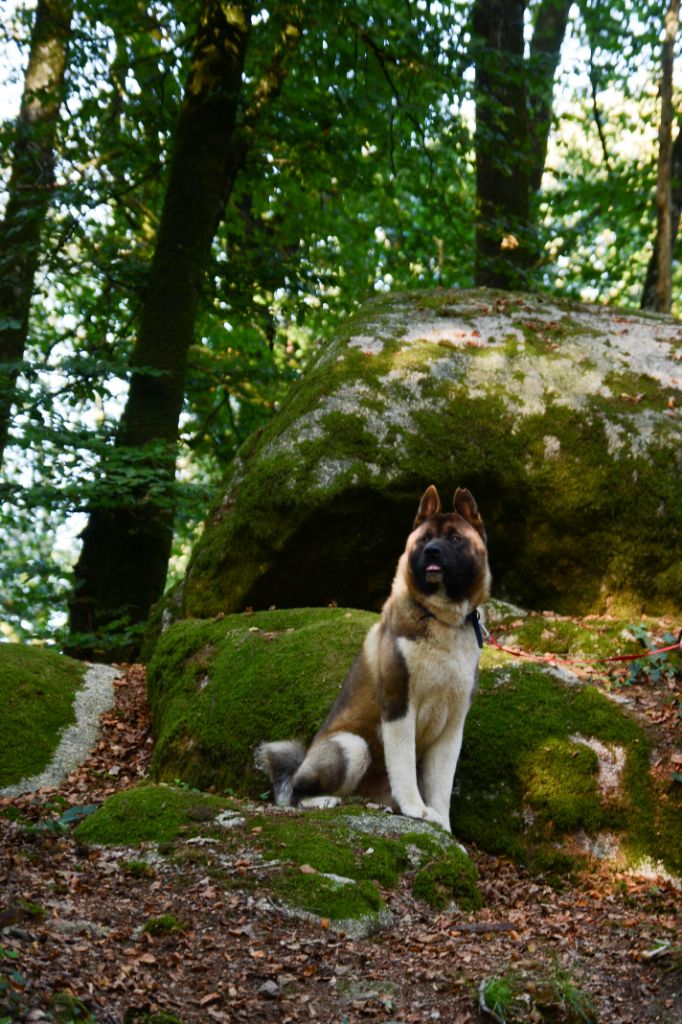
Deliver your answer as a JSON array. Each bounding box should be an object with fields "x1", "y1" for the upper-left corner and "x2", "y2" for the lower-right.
[{"x1": 0, "y1": 0, "x2": 680, "y2": 658}]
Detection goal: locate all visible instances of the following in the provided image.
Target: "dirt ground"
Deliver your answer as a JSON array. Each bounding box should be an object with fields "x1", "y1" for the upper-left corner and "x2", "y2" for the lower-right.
[{"x1": 1, "y1": 663, "x2": 680, "y2": 1024}]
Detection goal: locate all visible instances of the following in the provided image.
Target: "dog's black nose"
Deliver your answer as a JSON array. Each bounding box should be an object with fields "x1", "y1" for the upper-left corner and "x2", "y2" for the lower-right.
[{"x1": 423, "y1": 542, "x2": 443, "y2": 560}]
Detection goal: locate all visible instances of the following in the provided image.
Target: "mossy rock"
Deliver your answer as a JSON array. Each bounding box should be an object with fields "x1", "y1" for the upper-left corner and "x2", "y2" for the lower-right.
[
  {"x1": 146, "y1": 607, "x2": 681, "y2": 879},
  {"x1": 453, "y1": 662, "x2": 681, "y2": 876},
  {"x1": 150, "y1": 288, "x2": 682, "y2": 653},
  {"x1": 73, "y1": 782, "x2": 481, "y2": 931},
  {"x1": 0, "y1": 644, "x2": 85, "y2": 788},
  {"x1": 146, "y1": 607, "x2": 376, "y2": 792},
  {"x1": 74, "y1": 783, "x2": 236, "y2": 845}
]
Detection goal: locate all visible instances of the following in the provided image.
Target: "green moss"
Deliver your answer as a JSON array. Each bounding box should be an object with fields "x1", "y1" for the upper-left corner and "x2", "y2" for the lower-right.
[
  {"x1": 605, "y1": 369, "x2": 678, "y2": 411},
  {"x1": 255, "y1": 805, "x2": 480, "y2": 921},
  {"x1": 521, "y1": 739, "x2": 604, "y2": 831},
  {"x1": 497, "y1": 614, "x2": 641, "y2": 659},
  {"x1": 72, "y1": 782, "x2": 479, "y2": 924},
  {"x1": 452, "y1": 662, "x2": 679, "y2": 874},
  {"x1": 412, "y1": 846, "x2": 482, "y2": 911},
  {"x1": 147, "y1": 608, "x2": 377, "y2": 793},
  {"x1": 73, "y1": 783, "x2": 234, "y2": 845},
  {"x1": 0, "y1": 644, "x2": 85, "y2": 787},
  {"x1": 120, "y1": 859, "x2": 156, "y2": 879},
  {"x1": 319, "y1": 411, "x2": 382, "y2": 461},
  {"x1": 143, "y1": 913, "x2": 188, "y2": 936},
  {"x1": 271, "y1": 868, "x2": 384, "y2": 922},
  {"x1": 255, "y1": 809, "x2": 411, "y2": 888}
]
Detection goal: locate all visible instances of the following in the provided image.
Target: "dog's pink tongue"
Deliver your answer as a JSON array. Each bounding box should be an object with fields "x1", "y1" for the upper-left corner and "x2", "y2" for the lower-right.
[{"x1": 426, "y1": 564, "x2": 442, "y2": 573}]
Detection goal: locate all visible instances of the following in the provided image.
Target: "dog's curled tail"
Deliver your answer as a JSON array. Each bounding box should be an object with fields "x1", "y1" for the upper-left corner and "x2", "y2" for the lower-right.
[{"x1": 254, "y1": 740, "x2": 305, "y2": 807}]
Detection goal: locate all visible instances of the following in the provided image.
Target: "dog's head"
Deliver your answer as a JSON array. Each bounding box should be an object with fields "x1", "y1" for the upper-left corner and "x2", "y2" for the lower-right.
[{"x1": 407, "y1": 485, "x2": 490, "y2": 606}]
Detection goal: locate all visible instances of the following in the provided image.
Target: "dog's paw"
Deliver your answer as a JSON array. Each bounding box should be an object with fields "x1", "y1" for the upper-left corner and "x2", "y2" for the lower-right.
[
  {"x1": 400, "y1": 802, "x2": 451, "y2": 832},
  {"x1": 299, "y1": 795, "x2": 342, "y2": 810},
  {"x1": 422, "y1": 806, "x2": 451, "y2": 832}
]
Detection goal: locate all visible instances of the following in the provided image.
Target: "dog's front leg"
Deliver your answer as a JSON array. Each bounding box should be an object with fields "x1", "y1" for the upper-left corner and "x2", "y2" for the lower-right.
[
  {"x1": 418, "y1": 715, "x2": 468, "y2": 834},
  {"x1": 381, "y1": 711, "x2": 445, "y2": 829}
]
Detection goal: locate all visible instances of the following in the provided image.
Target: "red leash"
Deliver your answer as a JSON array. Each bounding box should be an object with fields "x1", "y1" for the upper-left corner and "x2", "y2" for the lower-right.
[{"x1": 484, "y1": 629, "x2": 682, "y2": 670}]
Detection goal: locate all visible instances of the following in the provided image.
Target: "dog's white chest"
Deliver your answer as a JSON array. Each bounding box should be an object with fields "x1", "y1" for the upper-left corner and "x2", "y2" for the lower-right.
[{"x1": 396, "y1": 628, "x2": 478, "y2": 750}]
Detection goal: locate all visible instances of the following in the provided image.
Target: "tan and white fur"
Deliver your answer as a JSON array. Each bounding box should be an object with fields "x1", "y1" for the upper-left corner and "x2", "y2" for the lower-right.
[{"x1": 256, "y1": 485, "x2": 491, "y2": 833}]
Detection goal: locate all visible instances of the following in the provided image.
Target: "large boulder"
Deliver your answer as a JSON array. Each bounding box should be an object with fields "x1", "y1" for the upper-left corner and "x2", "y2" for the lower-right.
[{"x1": 173, "y1": 288, "x2": 682, "y2": 623}]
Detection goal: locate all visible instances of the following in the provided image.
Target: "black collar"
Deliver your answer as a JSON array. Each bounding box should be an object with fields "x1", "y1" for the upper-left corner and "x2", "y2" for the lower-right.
[
  {"x1": 467, "y1": 608, "x2": 485, "y2": 649},
  {"x1": 414, "y1": 601, "x2": 485, "y2": 649}
]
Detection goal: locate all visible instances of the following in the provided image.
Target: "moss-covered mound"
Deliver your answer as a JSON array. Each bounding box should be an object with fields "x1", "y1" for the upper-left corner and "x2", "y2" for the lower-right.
[
  {"x1": 0, "y1": 644, "x2": 85, "y2": 788},
  {"x1": 74, "y1": 783, "x2": 481, "y2": 929},
  {"x1": 74, "y1": 783, "x2": 235, "y2": 845},
  {"x1": 156, "y1": 289, "x2": 682, "y2": 641},
  {"x1": 146, "y1": 607, "x2": 375, "y2": 792},
  {"x1": 147, "y1": 607, "x2": 681, "y2": 878},
  {"x1": 453, "y1": 663, "x2": 679, "y2": 876}
]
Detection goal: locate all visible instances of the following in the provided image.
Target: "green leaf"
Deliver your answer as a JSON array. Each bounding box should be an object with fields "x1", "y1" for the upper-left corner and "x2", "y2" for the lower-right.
[{"x1": 57, "y1": 804, "x2": 98, "y2": 826}]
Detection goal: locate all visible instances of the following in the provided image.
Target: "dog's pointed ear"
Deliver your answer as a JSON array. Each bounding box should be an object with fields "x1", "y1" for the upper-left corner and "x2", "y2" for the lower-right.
[
  {"x1": 414, "y1": 485, "x2": 441, "y2": 527},
  {"x1": 454, "y1": 487, "x2": 485, "y2": 538}
]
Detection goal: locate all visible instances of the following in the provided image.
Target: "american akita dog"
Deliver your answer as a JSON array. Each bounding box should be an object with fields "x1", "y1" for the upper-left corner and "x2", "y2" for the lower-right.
[{"x1": 256, "y1": 485, "x2": 491, "y2": 832}]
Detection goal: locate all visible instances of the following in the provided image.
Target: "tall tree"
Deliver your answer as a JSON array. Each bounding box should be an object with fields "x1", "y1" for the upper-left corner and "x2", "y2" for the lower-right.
[
  {"x1": 642, "y1": 0, "x2": 680, "y2": 311},
  {"x1": 471, "y1": 0, "x2": 571, "y2": 288},
  {"x1": 66, "y1": 0, "x2": 304, "y2": 659},
  {"x1": 0, "y1": 0, "x2": 73, "y2": 468},
  {"x1": 642, "y1": 124, "x2": 682, "y2": 309}
]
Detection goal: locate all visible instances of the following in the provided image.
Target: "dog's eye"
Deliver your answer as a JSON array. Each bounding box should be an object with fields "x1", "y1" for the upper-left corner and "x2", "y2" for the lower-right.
[
  {"x1": 449, "y1": 532, "x2": 461, "y2": 543},
  {"x1": 422, "y1": 531, "x2": 432, "y2": 543}
]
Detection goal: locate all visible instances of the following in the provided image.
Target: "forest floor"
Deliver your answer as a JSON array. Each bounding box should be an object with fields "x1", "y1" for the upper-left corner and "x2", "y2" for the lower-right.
[{"x1": 1, "y1": 661, "x2": 681, "y2": 1024}]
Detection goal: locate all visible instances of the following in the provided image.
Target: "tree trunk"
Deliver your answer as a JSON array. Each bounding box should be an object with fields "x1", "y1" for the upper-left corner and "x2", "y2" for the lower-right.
[
  {"x1": 527, "y1": 0, "x2": 572, "y2": 195},
  {"x1": 642, "y1": 125, "x2": 682, "y2": 309},
  {"x1": 641, "y1": 0, "x2": 680, "y2": 312},
  {"x1": 0, "y1": 0, "x2": 73, "y2": 469},
  {"x1": 472, "y1": 0, "x2": 532, "y2": 288},
  {"x1": 66, "y1": 0, "x2": 252, "y2": 660},
  {"x1": 472, "y1": 0, "x2": 571, "y2": 289}
]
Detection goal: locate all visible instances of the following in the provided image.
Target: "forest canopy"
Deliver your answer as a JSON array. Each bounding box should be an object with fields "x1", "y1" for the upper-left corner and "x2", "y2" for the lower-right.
[{"x1": 0, "y1": 0, "x2": 679, "y2": 656}]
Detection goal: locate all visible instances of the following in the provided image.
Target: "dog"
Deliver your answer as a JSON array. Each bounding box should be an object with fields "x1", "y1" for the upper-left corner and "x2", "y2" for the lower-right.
[{"x1": 256, "y1": 485, "x2": 491, "y2": 832}]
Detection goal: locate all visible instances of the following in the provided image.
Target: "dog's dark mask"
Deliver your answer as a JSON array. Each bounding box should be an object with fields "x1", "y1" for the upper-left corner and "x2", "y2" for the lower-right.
[{"x1": 409, "y1": 517, "x2": 480, "y2": 600}]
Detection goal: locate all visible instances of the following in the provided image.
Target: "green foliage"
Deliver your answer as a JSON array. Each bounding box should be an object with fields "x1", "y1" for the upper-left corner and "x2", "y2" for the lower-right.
[
  {"x1": 479, "y1": 964, "x2": 596, "y2": 1023},
  {"x1": 1, "y1": 0, "x2": 680, "y2": 648},
  {"x1": 0, "y1": 943, "x2": 25, "y2": 1024},
  {"x1": 620, "y1": 624, "x2": 681, "y2": 687},
  {"x1": 49, "y1": 992, "x2": 97, "y2": 1023}
]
